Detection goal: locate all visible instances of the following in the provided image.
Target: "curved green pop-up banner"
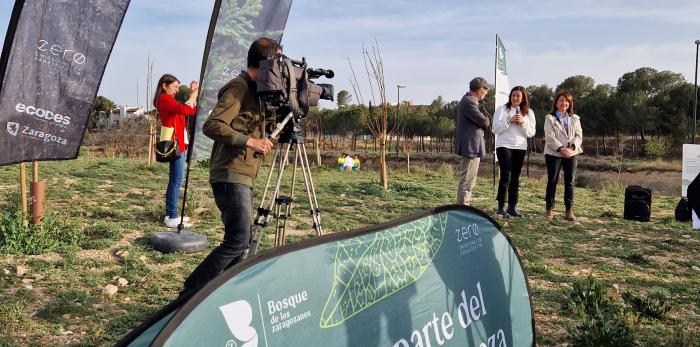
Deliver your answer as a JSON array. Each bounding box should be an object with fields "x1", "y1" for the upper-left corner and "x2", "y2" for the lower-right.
[{"x1": 118, "y1": 205, "x2": 535, "y2": 347}]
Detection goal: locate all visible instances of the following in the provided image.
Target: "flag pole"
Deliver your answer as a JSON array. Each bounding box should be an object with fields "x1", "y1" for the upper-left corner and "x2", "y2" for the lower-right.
[{"x1": 492, "y1": 35, "x2": 498, "y2": 189}]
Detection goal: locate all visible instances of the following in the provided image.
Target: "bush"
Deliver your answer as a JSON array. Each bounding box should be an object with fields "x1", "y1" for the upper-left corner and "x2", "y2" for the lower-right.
[
  {"x1": 567, "y1": 275, "x2": 614, "y2": 316},
  {"x1": 0, "y1": 209, "x2": 83, "y2": 254},
  {"x1": 643, "y1": 138, "x2": 670, "y2": 159},
  {"x1": 568, "y1": 311, "x2": 638, "y2": 347},
  {"x1": 566, "y1": 275, "x2": 638, "y2": 346},
  {"x1": 621, "y1": 252, "x2": 650, "y2": 266},
  {"x1": 575, "y1": 174, "x2": 591, "y2": 188},
  {"x1": 623, "y1": 290, "x2": 671, "y2": 319}
]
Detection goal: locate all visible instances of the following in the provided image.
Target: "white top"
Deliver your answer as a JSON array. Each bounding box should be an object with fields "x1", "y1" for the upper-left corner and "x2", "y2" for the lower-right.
[
  {"x1": 491, "y1": 105, "x2": 536, "y2": 150},
  {"x1": 344, "y1": 156, "x2": 354, "y2": 168}
]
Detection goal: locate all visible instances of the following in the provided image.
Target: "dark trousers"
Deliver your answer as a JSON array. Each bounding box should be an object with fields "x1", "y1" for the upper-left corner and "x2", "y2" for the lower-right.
[
  {"x1": 183, "y1": 182, "x2": 252, "y2": 294},
  {"x1": 496, "y1": 147, "x2": 526, "y2": 206},
  {"x1": 545, "y1": 154, "x2": 578, "y2": 209}
]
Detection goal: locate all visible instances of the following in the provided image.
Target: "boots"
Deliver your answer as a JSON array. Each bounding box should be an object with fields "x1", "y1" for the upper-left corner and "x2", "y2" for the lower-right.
[
  {"x1": 566, "y1": 208, "x2": 576, "y2": 221},
  {"x1": 496, "y1": 200, "x2": 510, "y2": 218},
  {"x1": 507, "y1": 203, "x2": 523, "y2": 217},
  {"x1": 545, "y1": 208, "x2": 553, "y2": 220}
]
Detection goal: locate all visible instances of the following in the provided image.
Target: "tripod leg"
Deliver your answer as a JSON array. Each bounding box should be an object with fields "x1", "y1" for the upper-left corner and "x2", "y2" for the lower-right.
[
  {"x1": 288, "y1": 144, "x2": 300, "y2": 217},
  {"x1": 270, "y1": 143, "x2": 292, "y2": 210},
  {"x1": 302, "y1": 144, "x2": 323, "y2": 234},
  {"x1": 299, "y1": 144, "x2": 323, "y2": 236},
  {"x1": 275, "y1": 199, "x2": 283, "y2": 247},
  {"x1": 249, "y1": 148, "x2": 279, "y2": 257},
  {"x1": 278, "y1": 144, "x2": 300, "y2": 246},
  {"x1": 258, "y1": 146, "x2": 280, "y2": 210},
  {"x1": 248, "y1": 145, "x2": 288, "y2": 257},
  {"x1": 270, "y1": 143, "x2": 293, "y2": 247}
]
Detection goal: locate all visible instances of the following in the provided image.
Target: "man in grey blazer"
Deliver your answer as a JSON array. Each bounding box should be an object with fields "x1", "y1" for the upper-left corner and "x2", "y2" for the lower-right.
[{"x1": 454, "y1": 77, "x2": 490, "y2": 205}]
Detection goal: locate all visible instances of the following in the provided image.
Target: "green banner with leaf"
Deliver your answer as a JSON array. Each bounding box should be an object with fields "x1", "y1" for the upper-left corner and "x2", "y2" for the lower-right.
[
  {"x1": 118, "y1": 206, "x2": 535, "y2": 347},
  {"x1": 191, "y1": 0, "x2": 293, "y2": 160}
]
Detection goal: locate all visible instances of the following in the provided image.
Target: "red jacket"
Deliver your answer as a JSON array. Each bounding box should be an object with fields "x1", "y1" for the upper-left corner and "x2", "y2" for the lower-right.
[{"x1": 156, "y1": 94, "x2": 196, "y2": 153}]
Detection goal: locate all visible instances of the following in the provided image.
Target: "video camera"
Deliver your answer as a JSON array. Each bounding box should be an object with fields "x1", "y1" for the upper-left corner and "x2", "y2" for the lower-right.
[{"x1": 256, "y1": 55, "x2": 334, "y2": 118}]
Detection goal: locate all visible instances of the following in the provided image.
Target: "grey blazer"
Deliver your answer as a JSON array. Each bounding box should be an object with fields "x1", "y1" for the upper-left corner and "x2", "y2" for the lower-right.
[
  {"x1": 454, "y1": 92, "x2": 490, "y2": 158},
  {"x1": 543, "y1": 113, "x2": 583, "y2": 157}
]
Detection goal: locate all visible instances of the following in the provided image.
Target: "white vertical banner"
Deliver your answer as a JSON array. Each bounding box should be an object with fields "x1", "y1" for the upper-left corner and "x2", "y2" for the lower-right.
[
  {"x1": 682, "y1": 144, "x2": 700, "y2": 228},
  {"x1": 495, "y1": 35, "x2": 509, "y2": 111},
  {"x1": 682, "y1": 144, "x2": 700, "y2": 197},
  {"x1": 493, "y1": 34, "x2": 509, "y2": 167}
]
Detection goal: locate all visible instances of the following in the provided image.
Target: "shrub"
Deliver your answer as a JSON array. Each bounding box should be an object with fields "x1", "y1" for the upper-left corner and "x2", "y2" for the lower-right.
[
  {"x1": 567, "y1": 275, "x2": 614, "y2": 316},
  {"x1": 575, "y1": 174, "x2": 591, "y2": 188},
  {"x1": 0, "y1": 209, "x2": 83, "y2": 254},
  {"x1": 436, "y1": 163, "x2": 455, "y2": 178},
  {"x1": 643, "y1": 138, "x2": 670, "y2": 159},
  {"x1": 621, "y1": 252, "x2": 650, "y2": 266},
  {"x1": 568, "y1": 310, "x2": 638, "y2": 347},
  {"x1": 623, "y1": 290, "x2": 671, "y2": 319},
  {"x1": 566, "y1": 275, "x2": 638, "y2": 346}
]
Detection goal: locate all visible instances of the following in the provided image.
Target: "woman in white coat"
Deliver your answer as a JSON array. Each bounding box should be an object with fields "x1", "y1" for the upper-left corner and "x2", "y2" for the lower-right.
[
  {"x1": 543, "y1": 90, "x2": 583, "y2": 221},
  {"x1": 492, "y1": 86, "x2": 536, "y2": 217}
]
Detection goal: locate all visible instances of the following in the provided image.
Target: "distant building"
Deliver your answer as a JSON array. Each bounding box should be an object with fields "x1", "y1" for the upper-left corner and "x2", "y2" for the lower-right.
[{"x1": 96, "y1": 105, "x2": 148, "y2": 129}]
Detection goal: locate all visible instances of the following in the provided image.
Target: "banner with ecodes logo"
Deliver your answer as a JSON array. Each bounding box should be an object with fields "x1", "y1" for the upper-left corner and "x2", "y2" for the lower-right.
[
  {"x1": 118, "y1": 205, "x2": 535, "y2": 347},
  {"x1": 0, "y1": 0, "x2": 130, "y2": 166},
  {"x1": 190, "y1": 0, "x2": 293, "y2": 161}
]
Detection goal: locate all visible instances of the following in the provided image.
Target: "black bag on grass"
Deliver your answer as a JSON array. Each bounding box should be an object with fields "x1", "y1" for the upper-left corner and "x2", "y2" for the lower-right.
[
  {"x1": 675, "y1": 197, "x2": 691, "y2": 222},
  {"x1": 623, "y1": 185, "x2": 651, "y2": 222}
]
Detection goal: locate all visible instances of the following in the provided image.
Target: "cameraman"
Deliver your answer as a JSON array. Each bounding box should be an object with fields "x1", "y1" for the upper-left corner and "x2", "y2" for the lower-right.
[{"x1": 181, "y1": 38, "x2": 279, "y2": 295}]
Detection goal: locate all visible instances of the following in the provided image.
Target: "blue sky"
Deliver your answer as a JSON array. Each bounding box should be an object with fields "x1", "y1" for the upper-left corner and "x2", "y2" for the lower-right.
[{"x1": 1, "y1": 0, "x2": 699, "y2": 108}]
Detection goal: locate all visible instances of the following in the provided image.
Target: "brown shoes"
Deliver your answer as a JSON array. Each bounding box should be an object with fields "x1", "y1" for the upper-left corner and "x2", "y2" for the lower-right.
[{"x1": 545, "y1": 208, "x2": 576, "y2": 221}]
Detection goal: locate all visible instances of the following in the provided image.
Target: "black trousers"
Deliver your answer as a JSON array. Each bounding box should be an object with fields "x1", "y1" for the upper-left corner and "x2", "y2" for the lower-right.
[
  {"x1": 496, "y1": 147, "x2": 526, "y2": 206},
  {"x1": 183, "y1": 182, "x2": 252, "y2": 294},
  {"x1": 545, "y1": 154, "x2": 578, "y2": 209}
]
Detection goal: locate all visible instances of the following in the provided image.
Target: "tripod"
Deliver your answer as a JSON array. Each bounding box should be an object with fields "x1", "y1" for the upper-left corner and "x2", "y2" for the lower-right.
[{"x1": 248, "y1": 111, "x2": 323, "y2": 256}]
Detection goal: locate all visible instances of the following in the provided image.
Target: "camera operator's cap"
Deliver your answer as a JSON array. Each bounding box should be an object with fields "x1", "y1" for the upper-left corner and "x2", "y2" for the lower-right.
[{"x1": 469, "y1": 77, "x2": 489, "y2": 90}]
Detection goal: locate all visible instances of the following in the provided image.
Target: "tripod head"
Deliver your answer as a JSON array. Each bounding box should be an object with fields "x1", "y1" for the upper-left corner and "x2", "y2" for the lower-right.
[{"x1": 273, "y1": 106, "x2": 306, "y2": 144}]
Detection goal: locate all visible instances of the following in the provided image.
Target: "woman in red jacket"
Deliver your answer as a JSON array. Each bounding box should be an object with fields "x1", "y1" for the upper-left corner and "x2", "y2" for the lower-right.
[{"x1": 153, "y1": 74, "x2": 199, "y2": 228}]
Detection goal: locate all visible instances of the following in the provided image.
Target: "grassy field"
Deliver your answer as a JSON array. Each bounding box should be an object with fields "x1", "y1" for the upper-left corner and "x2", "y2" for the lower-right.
[{"x1": 0, "y1": 153, "x2": 699, "y2": 346}]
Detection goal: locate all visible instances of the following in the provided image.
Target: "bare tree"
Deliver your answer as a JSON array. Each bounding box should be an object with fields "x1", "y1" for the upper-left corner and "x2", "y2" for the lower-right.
[{"x1": 348, "y1": 42, "x2": 400, "y2": 189}]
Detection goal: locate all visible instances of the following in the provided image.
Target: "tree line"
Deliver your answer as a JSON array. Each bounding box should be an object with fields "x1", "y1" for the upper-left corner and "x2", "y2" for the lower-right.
[
  {"x1": 90, "y1": 67, "x2": 697, "y2": 158},
  {"x1": 308, "y1": 67, "x2": 697, "y2": 158}
]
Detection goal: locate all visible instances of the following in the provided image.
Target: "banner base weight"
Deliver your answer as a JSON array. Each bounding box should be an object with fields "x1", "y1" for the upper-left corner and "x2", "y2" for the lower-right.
[{"x1": 150, "y1": 231, "x2": 208, "y2": 253}]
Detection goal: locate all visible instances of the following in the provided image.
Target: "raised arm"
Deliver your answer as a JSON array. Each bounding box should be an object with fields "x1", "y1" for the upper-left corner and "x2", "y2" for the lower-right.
[
  {"x1": 461, "y1": 97, "x2": 490, "y2": 129},
  {"x1": 158, "y1": 94, "x2": 196, "y2": 116},
  {"x1": 491, "y1": 105, "x2": 510, "y2": 135}
]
